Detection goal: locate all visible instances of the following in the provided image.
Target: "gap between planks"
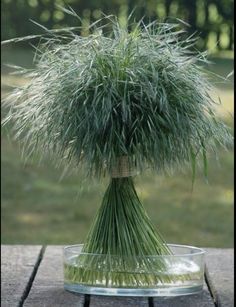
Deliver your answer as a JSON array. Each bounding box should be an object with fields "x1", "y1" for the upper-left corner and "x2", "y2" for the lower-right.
[
  {"x1": 204, "y1": 266, "x2": 218, "y2": 307},
  {"x1": 84, "y1": 296, "x2": 153, "y2": 307},
  {"x1": 19, "y1": 246, "x2": 46, "y2": 307},
  {"x1": 84, "y1": 294, "x2": 91, "y2": 307}
]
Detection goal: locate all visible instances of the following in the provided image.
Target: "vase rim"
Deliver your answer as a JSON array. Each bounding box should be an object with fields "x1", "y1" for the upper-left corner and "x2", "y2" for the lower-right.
[{"x1": 63, "y1": 243, "x2": 205, "y2": 257}]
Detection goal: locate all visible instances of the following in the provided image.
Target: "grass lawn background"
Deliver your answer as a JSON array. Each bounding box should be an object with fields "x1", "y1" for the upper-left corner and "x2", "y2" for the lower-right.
[{"x1": 1, "y1": 47, "x2": 234, "y2": 247}]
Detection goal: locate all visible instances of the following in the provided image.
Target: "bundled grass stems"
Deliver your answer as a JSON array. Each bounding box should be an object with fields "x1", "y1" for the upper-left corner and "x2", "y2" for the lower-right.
[
  {"x1": 2, "y1": 12, "x2": 232, "y2": 288},
  {"x1": 64, "y1": 177, "x2": 198, "y2": 288}
]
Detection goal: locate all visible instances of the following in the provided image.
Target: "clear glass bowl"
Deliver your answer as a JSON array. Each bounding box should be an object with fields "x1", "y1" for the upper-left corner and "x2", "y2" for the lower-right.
[{"x1": 63, "y1": 244, "x2": 205, "y2": 297}]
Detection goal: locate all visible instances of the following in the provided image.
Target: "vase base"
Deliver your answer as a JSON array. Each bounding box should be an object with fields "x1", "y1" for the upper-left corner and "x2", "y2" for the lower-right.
[
  {"x1": 64, "y1": 283, "x2": 203, "y2": 297},
  {"x1": 64, "y1": 244, "x2": 205, "y2": 297}
]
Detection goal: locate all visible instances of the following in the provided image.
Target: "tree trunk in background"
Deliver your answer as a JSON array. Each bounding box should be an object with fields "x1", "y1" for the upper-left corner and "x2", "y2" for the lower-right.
[
  {"x1": 48, "y1": 0, "x2": 54, "y2": 29},
  {"x1": 201, "y1": 1, "x2": 210, "y2": 50},
  {"x1": 229, "y1": 25, "x2": 234, "y2": 50},
  {"x1": 184, "y1": 0, "x2": 197, "y2": 33},
  {"x1": 127, "y1": 0, "x2": 149, "y2": 21},
  {"x1": 166, "y1": 0, "x2": 172, "y2": 17},
  {"x1": 205, "y1": 1, "x2": 209, "y2": 23},
  {"x1": 217, "y1": 30, "x2": 222, "y2": 50}
]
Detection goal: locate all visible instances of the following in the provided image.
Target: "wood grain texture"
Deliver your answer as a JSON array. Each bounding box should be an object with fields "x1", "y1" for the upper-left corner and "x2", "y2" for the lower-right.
[
  {"x1": 205, "y1": 248, "x2": 234, "y2": 307},
  {"x1": 153, "y1": 284, "x2": 215, "y2": 307},
  {"x1": 90, "y1": 295, "x2": 149, "y2": 307},
  {"x1": 1, "y1": 245, "x2": 42, "y2": 307},
  {"x1": 23, "y1": 246, "x2": 85, "y2": 307}
]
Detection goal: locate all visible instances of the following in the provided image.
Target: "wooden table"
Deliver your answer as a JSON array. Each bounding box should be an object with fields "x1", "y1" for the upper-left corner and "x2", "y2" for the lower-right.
[{"x1": 1, "y1": 245, "x2": 233, "y2": 307}]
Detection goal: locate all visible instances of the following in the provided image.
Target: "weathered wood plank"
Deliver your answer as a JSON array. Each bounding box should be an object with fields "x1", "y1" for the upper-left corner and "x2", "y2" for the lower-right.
[
  {"x1": 153, "y1": 284, "x2": 215, "y2": 307},
  {"x1": 2, "y1": 245, "x2": 232, "y2": 306},
  {"x1": 23, "y1": 246, "x2": 85, "y2": 307},
  {"x1": 90, "y1": 295, "x2": 149, "y2": 307},
  {"x1": 1, "y1": 245, "x2": 42, "y2": 307},
  {"x1": 205, "y1": 248, "x2": 234, "y2": 307}
]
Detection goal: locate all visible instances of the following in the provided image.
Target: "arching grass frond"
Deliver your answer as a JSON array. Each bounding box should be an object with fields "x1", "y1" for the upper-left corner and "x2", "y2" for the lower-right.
[{"x1": 3, "y1": 15, "x2": 232, "y2": 179}]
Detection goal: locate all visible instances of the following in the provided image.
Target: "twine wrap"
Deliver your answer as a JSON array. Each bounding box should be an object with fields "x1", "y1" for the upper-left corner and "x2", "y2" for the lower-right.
[{"x1": 111, "y1": 156, "x2": 136, "y2": 178}]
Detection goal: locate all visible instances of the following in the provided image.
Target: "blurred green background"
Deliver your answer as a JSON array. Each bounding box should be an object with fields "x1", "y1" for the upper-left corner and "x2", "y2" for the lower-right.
[
  {"x1": 1, "y1": 0, "x2": 234, "y2": 247},
  {"x1": 1, "y1": 0, "x2": 234, "y2": 53}
]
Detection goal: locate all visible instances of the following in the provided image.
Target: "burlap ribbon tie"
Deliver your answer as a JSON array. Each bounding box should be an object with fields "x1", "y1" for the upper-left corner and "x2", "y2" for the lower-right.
[{"x1": 111, "y1": 156, "x2": 136, "y2": 178}]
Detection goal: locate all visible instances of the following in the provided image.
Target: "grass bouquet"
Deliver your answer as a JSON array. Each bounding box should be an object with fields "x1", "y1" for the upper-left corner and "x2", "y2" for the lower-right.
[{"x1": 2, "y1": 13, "x2": 232, "y2": 295}]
